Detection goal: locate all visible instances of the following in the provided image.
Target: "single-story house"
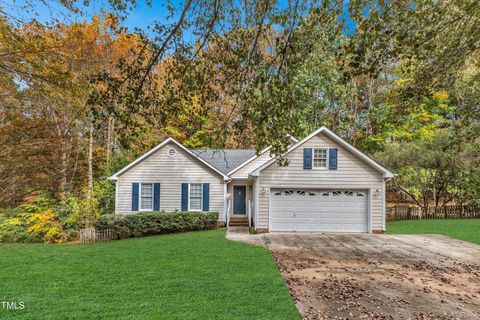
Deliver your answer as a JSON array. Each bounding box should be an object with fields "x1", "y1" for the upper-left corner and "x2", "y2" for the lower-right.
[{"x1": 108, "y1": 126, "x2": 395, "y2": 233}]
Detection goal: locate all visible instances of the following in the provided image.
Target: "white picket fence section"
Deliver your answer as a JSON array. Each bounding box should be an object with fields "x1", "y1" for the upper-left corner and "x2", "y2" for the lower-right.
[{"x1": 79, "y1": 228, "x2": 115, "y2": 244}]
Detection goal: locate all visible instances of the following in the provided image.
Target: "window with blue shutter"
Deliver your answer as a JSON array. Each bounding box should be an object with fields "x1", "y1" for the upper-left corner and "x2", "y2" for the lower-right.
[
  {"x1": 303, "y1": 148, "x2": 312, "y2": 169},
  {"x1": 202, "y1": 183, "x2": 210, "y2": 211},
  {"x1": 153, "y1": 183, "x2": 160, "y2": 211},
  {"x1": 181, "y1": 183, "x2": 188, "y2": 211},
  {"x1": 329, "y1": 148, "x2": 338, "y2": 170},
  {"x1": 132, "y1": 183, "x2": 139, "y2": 211}
]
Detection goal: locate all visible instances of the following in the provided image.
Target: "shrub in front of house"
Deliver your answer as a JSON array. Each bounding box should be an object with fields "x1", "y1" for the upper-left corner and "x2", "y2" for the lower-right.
[
  {"x1": 94, "y1": 211, "x2": 219, "y2": 239},
  {"x1": 0, "y1": 214, "x2": 41, "y2": 243}
]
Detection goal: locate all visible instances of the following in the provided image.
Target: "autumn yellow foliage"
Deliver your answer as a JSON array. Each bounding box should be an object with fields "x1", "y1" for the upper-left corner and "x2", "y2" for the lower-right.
[{"x1": 27, "y1": 210, "x2": 64, "y2": 243}]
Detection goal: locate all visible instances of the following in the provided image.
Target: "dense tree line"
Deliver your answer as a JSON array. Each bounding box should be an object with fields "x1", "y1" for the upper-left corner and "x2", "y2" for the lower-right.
[{"x1": 0, "y1": 0, "x2": 479, "y2": 241}]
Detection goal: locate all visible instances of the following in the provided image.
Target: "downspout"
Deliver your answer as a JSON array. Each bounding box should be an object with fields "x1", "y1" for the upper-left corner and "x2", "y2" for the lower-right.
[
  {"x1": 383, "y1": 177, "x2": 393, "y2": 231},
  {"x1": 254, "y1": 176, "x2": 260, "y2": 230}
]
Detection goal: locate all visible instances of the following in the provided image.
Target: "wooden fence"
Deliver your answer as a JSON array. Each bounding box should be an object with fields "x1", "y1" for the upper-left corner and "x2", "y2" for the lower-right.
[
  {"x1": 386, "y1": 205, "x2": 480, "y2": 221},
  {"x1": 79, "y1": 228, "x2": 116, "y2": 244}
]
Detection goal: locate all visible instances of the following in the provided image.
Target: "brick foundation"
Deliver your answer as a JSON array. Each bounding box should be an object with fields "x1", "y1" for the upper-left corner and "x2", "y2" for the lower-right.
[
  {"x1": 372, "y1": 230, "x2": 385, "y2": 234},
  {"x1": 216, "y1": 221, "x2": 226, "y2": 227},
  {"x1": 255, "y1": 228, "x2": 269, "y2": 234}
]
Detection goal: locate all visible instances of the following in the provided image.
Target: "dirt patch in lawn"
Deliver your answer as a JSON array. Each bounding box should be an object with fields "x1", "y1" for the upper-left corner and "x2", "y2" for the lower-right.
[{"x1": 266, "y1": 234, "x2": 480, "y2": 320}]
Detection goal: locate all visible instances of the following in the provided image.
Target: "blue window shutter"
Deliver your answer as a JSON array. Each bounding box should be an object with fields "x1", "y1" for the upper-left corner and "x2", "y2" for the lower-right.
[
  {"x1": 153, "y1": 183, "x2": 160, "y2": 211},
  {"x1": 303, "y1": 148, "x2": 312, "y2": 169},
  {"x1": 181, "y1": 183, "x2": 188, "y2": 211},
  {"x1": 202, "y1": 183, "x2": 210, "y2": 212},
  {"x1": 329, "y1": 148, "x2": 338, "y2": 170},
  {"x1": 132, "y1": 183, "x2": 139, "y2": 211}
]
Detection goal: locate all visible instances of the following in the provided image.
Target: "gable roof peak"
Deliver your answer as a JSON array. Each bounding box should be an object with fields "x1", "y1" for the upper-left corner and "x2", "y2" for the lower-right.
[
  {"x1": 251, "y1": 126, "x2": 395, "y2": 178},
  {"x1": 108, "y1": 136, "x2": 229, "y2": 181}
]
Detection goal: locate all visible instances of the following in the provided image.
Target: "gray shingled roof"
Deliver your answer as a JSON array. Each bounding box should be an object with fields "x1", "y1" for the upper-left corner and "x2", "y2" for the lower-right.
[{"x1": 189, "y1": 149, "x2": 256, "y2": 174}]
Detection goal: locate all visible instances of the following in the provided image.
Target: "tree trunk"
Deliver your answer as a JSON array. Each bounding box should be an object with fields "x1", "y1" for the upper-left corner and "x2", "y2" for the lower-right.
[
  {"x1": 106, "y1": 117, "x2": 115, "y2": 166},
  {"x1": 111, "y1": 117, "x2": 115, "y2": 155},
  {"x1": 87, "y1": 120, "x2": 94, "y2": 217},
  {"x1": 423, "y1": 196, "x2": 429, "y2": 218},
  {"x1": 106, "y1": 118, "x2": 112, "y2": 164},
  {"x1": 11, "y1": 182, "x2": 16, "y2": 208},
  {"x1": 60, "y1": 138, "x2": 68, "y2": 195}
]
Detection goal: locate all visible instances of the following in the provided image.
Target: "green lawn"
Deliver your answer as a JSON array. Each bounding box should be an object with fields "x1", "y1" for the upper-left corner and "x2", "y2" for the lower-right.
[
  {"x1": 0, "y1": 229, "x2": 299, "y2": 320},
  {"x1": 387, "y1": 219, "x2": 480, "y2": 245}
]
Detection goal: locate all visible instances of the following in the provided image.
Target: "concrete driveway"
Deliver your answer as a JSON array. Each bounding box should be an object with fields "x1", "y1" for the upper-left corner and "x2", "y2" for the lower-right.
[{"x1": 227, "y1": 230, "x2": 480, "y2": 319}]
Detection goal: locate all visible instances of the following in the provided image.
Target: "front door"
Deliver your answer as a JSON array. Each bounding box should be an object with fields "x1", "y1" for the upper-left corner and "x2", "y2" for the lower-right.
[{"x1": 233, "y1": 186, "x2": 247, "y2": 215}]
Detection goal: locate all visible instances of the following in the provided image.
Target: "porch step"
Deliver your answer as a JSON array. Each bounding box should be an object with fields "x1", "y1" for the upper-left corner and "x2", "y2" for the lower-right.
[
  {"x1": 230, "y1": 216, "x2": 248, "y2": 221},
  {"x1": 228, "y1": 227, "x2": 250, "y2": 234},
  {"x1": 228, "y1": 216, "x2": 249, "y2": 227},
  {"x1": 229, "y1": 222, "x2": 249, "y2": 227}
]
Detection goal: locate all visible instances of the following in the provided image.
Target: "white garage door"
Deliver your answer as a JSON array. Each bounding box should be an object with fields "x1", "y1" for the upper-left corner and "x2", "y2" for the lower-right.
[{"x1": 270, "y1": 189, "x2": 369, "y2": 232}]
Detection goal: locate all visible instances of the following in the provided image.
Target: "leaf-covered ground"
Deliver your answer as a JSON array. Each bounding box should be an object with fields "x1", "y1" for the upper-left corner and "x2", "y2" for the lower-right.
[
  {"x1": 0, "y1": 229, "x2": 299, "y2": 320},
  {"x1": 257, "y1": 233, "x2": 480, "y2": 320}
]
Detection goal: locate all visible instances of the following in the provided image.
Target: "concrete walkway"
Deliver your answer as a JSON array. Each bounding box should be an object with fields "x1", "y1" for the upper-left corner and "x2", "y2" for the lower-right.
[{"x1": 225, "y1": 227, "x2": 268, "y2": 247}]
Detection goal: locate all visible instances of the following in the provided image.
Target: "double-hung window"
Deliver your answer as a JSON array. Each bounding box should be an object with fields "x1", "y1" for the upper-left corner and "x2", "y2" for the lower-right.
[
  {"x1": 313, "y1": 148, "x2": 328, "y2": 168},
  {"x1": 189, "y1": 183, "x2": 202, "y2": 211},
  {"x1": 140, "y1": 183, "x2": 153, "y2": 210}
]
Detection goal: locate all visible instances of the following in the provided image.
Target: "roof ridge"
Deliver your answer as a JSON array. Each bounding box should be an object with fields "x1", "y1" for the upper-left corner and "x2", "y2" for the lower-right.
[{"x1": 190, "y1": 148, "x2": 257, "y2": 174}]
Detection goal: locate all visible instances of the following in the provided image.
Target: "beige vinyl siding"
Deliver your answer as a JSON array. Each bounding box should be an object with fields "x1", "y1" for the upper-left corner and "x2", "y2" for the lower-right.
[
  {"x1": 230, "y1": 151, "x2": 272, "y2": 179},
  {"x1": 257, "y1": 132, "x2": 385, "y2": 231},
  {"x1": 116, "y1": 142, "x2": 225, "y2": 220}
]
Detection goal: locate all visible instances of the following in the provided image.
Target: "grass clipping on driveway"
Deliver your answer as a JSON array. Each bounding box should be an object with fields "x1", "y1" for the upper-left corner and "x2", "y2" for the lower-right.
[
  {"x1": 0, "y1": 229, "x2": 300, "y2": 320},
  {"x1": 387, "y1": 219, "x2": 480, "y2": 245}
]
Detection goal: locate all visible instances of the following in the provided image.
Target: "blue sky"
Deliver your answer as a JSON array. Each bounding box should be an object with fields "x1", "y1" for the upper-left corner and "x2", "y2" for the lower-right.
[
  {"x1": 1, "y1": 0, "x2": 168, "y2": 33},
  {"x1": 1, "y1": 0, "x2": 355, "y2": 36}
]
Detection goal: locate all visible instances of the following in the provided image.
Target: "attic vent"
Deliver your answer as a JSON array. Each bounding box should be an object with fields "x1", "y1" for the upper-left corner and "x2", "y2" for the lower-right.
[{"x1": 167, "y1": 148, "x2": 177, "y2": 158}]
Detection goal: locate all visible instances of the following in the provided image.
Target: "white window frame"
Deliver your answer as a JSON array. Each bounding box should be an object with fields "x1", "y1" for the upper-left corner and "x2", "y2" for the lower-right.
[
  {"x1": 188, "y1": 183, "x2": 203, "y2": 211},
  {"x1": 139, "y1": 183, "x2": 154, "y2": 211},
  {"x1": 312, "y1": 147, "x2": 329, "y2": 169},
  {"x1": 167, "y1": 148, "x2": 177, "y2": 158}
]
